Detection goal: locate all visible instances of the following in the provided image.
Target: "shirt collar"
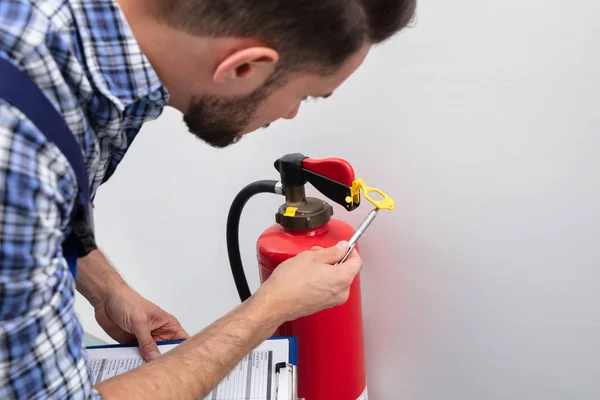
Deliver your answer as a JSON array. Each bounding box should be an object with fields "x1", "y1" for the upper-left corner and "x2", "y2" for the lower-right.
[{"x1": 69, "y1": 0, "x2": 169, "y2": 110}]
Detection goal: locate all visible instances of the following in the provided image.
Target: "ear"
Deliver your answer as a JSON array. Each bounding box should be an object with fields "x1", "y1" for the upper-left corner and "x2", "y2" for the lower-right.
[{"x1": 213, "y1": 47, "x2": 279, "y2": 87}]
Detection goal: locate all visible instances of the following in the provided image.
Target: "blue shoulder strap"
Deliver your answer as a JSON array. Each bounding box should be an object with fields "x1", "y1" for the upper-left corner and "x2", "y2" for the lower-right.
[{"x1": 0, "y1": 56, "x2": 97, "y2": 277}]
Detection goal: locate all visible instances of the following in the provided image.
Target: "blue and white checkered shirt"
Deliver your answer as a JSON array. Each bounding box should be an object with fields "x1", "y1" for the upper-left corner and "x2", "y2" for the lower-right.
[{"x1": 0, "y1": 0, "x2": 169, "y2": 398}]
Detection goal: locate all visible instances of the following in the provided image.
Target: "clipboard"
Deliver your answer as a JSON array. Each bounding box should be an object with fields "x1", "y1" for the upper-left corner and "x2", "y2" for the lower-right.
[{"x1": 87, "y1": 336, "x2": 301, "y2": 400}]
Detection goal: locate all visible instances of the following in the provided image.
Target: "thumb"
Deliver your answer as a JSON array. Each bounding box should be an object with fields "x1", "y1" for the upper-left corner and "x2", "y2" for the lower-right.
[
  {"x1": 135, "y1": 326, "x2": 161, "y2": 362},
  {"x1": 311, "y1": 241, "x2": 349, "y2": 264}
]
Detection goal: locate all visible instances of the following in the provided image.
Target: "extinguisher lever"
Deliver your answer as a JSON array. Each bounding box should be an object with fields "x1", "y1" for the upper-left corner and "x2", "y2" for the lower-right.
[{"x1": 302, "y1": 168, "x2": 358, "y2": 210}]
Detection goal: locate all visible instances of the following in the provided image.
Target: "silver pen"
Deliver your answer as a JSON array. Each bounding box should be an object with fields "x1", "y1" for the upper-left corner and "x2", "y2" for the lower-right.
[{"x1": 336, "y1": 208, "x2": 379, "y2": 265}]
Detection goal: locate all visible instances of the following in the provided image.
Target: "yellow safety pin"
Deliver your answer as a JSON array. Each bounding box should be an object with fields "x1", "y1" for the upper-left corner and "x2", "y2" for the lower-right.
[{"x1": 347, "y1": 178, "x2": 395, "y2": 210}]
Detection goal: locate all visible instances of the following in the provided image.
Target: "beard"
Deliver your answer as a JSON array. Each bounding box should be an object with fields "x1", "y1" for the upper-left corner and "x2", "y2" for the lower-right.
[{"x1": 183, "y1": 71, "x2": 286, "y2": 148}]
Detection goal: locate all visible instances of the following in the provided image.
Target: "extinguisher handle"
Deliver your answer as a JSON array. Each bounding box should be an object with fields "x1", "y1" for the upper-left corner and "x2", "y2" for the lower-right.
[
  {"x1": 273, "y1": 153, "x2": 361, "y2": 211},
  {"x1": 302, "y1": 157, "x2": 355, "y2": 186}
]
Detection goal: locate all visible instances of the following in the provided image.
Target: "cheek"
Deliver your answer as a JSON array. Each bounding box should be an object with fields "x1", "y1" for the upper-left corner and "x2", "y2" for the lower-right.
[{"x1": 253, "y1": 93, "x2": 298, "y2": 124}]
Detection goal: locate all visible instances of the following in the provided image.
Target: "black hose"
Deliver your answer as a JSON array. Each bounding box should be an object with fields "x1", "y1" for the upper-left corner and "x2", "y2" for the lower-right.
[{"x1": 227, "y1": 180, "x2": 279, "y2": 302}]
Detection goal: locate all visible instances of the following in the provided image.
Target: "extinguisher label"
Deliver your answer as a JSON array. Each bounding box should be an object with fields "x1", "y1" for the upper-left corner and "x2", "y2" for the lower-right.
[{"x1": 357, "y1": 386, "x2": 368, "y2": 400}]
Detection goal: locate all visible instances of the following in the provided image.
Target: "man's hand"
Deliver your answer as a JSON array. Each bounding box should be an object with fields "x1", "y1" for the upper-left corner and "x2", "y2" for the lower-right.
[
  {"x1": 94, "y1": 285, "x2": 190, "y2": 361},
  {"x1": 75, "y1": 249, "x2": 189, "y2": 361},
  {"x1": 257, "y1": 240, "x2": 363, "y2": 321}
]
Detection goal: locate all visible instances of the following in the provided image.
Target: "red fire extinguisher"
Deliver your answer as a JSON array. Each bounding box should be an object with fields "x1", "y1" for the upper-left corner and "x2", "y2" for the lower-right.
[{"x1": 226, "y1": 153, "x2": 393, "y2": 400}]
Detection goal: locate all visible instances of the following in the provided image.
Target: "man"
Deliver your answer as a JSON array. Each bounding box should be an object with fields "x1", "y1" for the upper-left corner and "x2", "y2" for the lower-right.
[{"x1": 0, "y1": 0, "x2": 416, "y2": 398}]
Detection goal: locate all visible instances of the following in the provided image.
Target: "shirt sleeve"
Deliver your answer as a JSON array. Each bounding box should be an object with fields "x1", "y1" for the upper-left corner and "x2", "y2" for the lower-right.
[{"x1": 0, "y1": 101, "x2": 102, "y2": 399}]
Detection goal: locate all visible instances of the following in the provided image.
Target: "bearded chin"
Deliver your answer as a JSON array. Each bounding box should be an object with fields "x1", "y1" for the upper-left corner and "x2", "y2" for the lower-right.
[
  {"x1": 182, "y1": 100, "x2": 248, "y2": 148},
  {"x1": 184, "y1": 118, "x2": 242, "y2": 148}
]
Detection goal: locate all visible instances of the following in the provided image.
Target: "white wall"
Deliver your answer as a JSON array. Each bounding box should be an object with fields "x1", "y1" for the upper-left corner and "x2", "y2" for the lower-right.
[{"x1": 76, "y1": 0, "x2": 600, "y2": 398}]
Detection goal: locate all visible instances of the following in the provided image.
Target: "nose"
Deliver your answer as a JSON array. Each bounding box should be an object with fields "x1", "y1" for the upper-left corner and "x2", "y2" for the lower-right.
[{"x1": 283, "y1": 103, "x2": 301, "y2": 120}]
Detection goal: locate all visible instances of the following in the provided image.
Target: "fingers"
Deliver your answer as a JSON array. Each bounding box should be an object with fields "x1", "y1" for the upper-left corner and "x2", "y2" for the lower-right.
[
  {"x1": 310, "y1": 241, "x2": 349, "y2": 264},
  {"x1": 135, "y1": 325, "x2": 161, "y2": 362},
  {"x1": 333, "y1": 250, "x2": 362, "y2": 305},
  {"x1": 338, "y1": 248, "x2": 363, "y2": 277},
  {"x1": 165, "y1": 314, "x2": 191, "y2": 340},
  {"x1": 176, "y1": 325, "x2": 191, "y2": 340},
  {"x1": 308, "y1": 242, "x2": 363, "y2": 277}
]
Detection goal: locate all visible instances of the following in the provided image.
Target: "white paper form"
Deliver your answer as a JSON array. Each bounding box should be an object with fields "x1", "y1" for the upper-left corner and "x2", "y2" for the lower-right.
[{"x1": 87, "y1": 339, "x2": 290, "y2": 400}]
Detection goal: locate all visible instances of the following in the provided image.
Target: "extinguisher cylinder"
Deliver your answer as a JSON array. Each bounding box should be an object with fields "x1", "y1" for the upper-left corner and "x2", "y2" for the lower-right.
[{"x1": 257, "y1": 218, "x2": 368, "y2": 400}]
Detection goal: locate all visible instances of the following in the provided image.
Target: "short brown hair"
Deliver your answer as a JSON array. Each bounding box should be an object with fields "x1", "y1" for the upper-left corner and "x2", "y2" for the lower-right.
[{"x1": 152, "y1": 0, "x2": 417, "y2": 73}]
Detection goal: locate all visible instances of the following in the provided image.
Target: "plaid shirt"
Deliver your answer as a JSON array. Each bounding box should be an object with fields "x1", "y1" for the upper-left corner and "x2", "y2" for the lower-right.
[{"x1": 0, "y1": 0, "x2": 168, "y2": 398}]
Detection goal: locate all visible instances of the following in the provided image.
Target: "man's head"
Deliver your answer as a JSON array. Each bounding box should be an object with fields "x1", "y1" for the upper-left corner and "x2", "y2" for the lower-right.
[{"x1": 121, "y1": 0, "x2": 417, "y2": 147}]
